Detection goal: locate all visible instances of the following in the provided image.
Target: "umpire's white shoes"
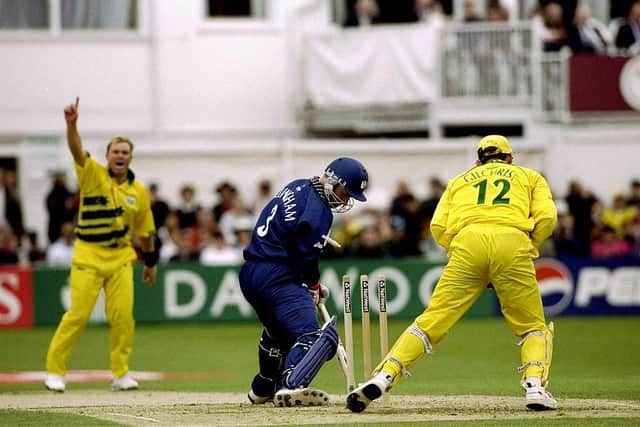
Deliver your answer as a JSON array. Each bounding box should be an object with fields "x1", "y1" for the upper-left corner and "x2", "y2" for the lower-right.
[
  {"x1": 274, "y1": 387, "x2": 329, "y2": 407},
  {"x1": 44, "y1": 373, "x2": 65, "y2": 393},
  {"x1": 346, "y1": 371, "x2": 392, "y2": 413},
  {"x1": 111, "y1": 374, "x2": 139, "y2": 391},
  {"x1": 248, "y1": 389, "x2": 273, "y2": 404},
  {"x1": 524, "y1": 382, "x2": 557, "y2": 411}
]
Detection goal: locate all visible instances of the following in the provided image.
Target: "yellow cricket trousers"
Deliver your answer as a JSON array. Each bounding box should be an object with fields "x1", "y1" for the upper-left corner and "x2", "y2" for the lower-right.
[
  {"x1": 46, "y1": 261, "x2": 135, "y2": 378},
  {"x1": 379, "y1": 224, "x2": 549, "y2": 383}
]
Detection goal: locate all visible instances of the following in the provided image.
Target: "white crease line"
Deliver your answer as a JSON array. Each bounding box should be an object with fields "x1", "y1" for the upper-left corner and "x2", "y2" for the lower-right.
[
  {"x1": 105, "y1": 412, "x2": 161, "y2": 423},
  {"x1": 608, "y1": 402, "x2": 640, "y2": 409}
]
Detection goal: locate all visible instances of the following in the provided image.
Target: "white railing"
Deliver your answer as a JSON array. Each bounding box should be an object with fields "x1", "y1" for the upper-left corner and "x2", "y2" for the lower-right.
[
  {"x1": 440, "y1": 21, "x2": 533, "y2": 102},
  {"x1": 533, "y1": 50, "x2": 571, "y2": 123}
]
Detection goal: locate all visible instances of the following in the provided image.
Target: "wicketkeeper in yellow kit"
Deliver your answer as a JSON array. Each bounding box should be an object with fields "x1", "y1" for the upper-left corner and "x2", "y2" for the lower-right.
[
  {"x1": 44, "y1": 97, "x2": 157, "y2": 392},
  {"x1": 347, "y1": 135, "x2": 558, "y2": 412}
]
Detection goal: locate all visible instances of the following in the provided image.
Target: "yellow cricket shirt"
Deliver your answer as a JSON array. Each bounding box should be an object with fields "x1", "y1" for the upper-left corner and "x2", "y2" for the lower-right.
[
  {"x1": 72, "y1": 156, "x2": 155, "y2": 268},
  {"x1": 431, "y1": 161, "x2": 557, "y2": 251}
]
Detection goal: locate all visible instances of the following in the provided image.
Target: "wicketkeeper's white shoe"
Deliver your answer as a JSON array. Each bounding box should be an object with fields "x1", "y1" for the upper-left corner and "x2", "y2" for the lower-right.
[
  {"x1": 524, "y1": 382, "x2": 557, "y2": 411},
  {"x1": 111, "y1": 374, "x2": 139, "y2": 391},
  {"x1": 44, "y1": 373, "x2": 65, "y2": 393},
  {"x1": 248, "y1": 389, "x2": 273, "y2": 404},
  {"x1": 274, "y1": 387, "x2": 329, "y2": 407},
  {"x1": 346, "y1": 372, "x2": 392, "y2": 413}
]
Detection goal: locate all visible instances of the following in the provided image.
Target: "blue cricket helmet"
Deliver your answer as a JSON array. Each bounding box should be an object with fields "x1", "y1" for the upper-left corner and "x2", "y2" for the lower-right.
[{"x1": 325, "y1": 157, "x2": 368, "y2": 202}]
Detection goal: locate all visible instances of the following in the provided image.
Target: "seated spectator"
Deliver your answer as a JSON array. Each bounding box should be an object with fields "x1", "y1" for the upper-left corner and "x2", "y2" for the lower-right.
[
  {"x1": 572, "y1": 4, "x2": 612, "y2": 54},
  {"x1": 414, "y1": 0, "x2": 445, "y2": 29},
  {"x1": 176, "y1": 184, "x2": 201, "y2": 229},
  {"x1": 624, "y1": 213, "x2": 640, "y2": 256},
  {"x1": 0, "y1": 224, "x2": 18, "y2": 264},
  {"x1": 553, "y1": 213, "x2": 582, "y2": 256},
  {"x1": 232, "y1": 215, "x2": 254, "y2": 250},
  {"x1": 602, "y1": 192, "x2": 638, "y2": 238},
  {"x1": 591, "y1": 225, "x2": 632, "y2": 258},
  {"x1": 45, "y1": 172, "x2": 77, "y2": 244},
  {"x1": 26, "y1": 230, "x2": 46, "y2": 263},
  {"x1": 159, "y1": 228, "x2": 180, "y2": 263},
  {"x1": 627, "y1": 179, "x2": 640, "y2": 209},
  {"x1": 251, "y1": 178, "x2": 273, "y2": 216},
  {"x1": 46, "y1": 222, "x2": 75, "y2": 267},
  {"x1": 463, "y1": 0, "x2": 482, "y2": 22},
  {"x1": 347, "y1": 223, "x2": 388, "y2": 258},
  {"x1": 533, "y1": 1, "x2": 568, "y2": 52},
  {"x1": 387, "y1": 215, "x2": 421, "y2": 257},
  {"x1": 169, "y1": 228, "x2": 201, "y2": 263},
  {"x1": 615, "y1": 0, "x2": 640, "y2": 52},
  {"x1": 149, "y1": 182, "x2": 170, "y2": 232},
  {"x1": 487, "y1": 0, "x2": 509, "y2": 22},
  {"x1": 344, "y1": 0, "x2": 381, "y2": 27},
  {"x1": 212, "y1": 181, "x2": 238, "y2": 222},
  {"x1": 200, "y1": 231, "x2": 242, "y2": 266}
]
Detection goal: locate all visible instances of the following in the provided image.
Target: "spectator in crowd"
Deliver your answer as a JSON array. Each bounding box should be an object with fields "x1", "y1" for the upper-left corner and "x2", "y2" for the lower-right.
[
  {"x1": 624, "y1": 213, "x2": 640, "y2": 256},
  {"x1": 0, "y1": 224, "x2": 18, "y2": 264},
  {"x1": 615, "y1": 0, "x2": 640, "y2": 52},
  {"x1": 419, "y1": 177, "x2": 446, "y2": 221},
  {"x1": 149, "y1": 182, "x2": 170, "y2": 234},
  {"x1": 212, "y1": 181, "x2": 238, "y2": 222},
  {"x1": 414, "y1": 0, "x2": 445, "y2": 28},
  {"x1": 232, "y1": 215, "x2": 254, "y2": 250},
  {"x1": 25, "y1": 230, "x2": 46, "y2": 263},
  {"x1": 46, "y1": 221, "x2": 76, "y2": 267},
  {"x1": 553, "y1": 213, "x2": 582, "y2": 256},
  {"x1": 572, "y1": 4, "x2": 612, "y2": 54},
  {"x1": 169, "y1": 228, "x2": 201, "y2": 262},
  {"x1": 176, "y1": 184, "x2": 201, "y2": 229},
  {"x1": 487, "y1": 0, "x2": 509, "y2": 21},
  {"x1": 565, "y1": 180, "x2": 597, "y2": 255},
  {"x1": 1, "y1": 168, "x2": 24, "y2": 240},
  {"x1": 591, "y1": 225, "x2": 632, "y2": 258},
  {"x1": 627, "y1": 179, "x2": 640, "y2": 209},
  {"x1": 533, "y1": 2, "x2": 568, "y2": 51},
  {"x1": 219, "y1": 194, "x2": 253, "y2": 247},
  {"x1": 463, "y1": 0, "x2": 482, "y2": 22},
  {"x1": 159, "y1": 227, "x2": 180, "y2": 263},
  {"x1": 346, "y1": 217, "x2": 388, "y2": 258},
  {"x1": 200, "y1": 231, "x2": 242, "y2": 266},
  {"x1": 602, "y1": 192, "x2": 638, "y2": 238},
  {"x1": 344, "y1": 0, "x2": 381, "y2": 27},
  {"x1": 252, "y1": 178, "x2": 273, "y2": 216},
  {"x1": 45, "y1": 172, "x2": 77, "y2": 244}
]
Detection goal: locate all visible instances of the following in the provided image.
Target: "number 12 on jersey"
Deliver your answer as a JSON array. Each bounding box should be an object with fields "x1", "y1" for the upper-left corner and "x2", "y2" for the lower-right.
[{"x1": 473, "y1": 178, "x2": 511, "y2": 205}]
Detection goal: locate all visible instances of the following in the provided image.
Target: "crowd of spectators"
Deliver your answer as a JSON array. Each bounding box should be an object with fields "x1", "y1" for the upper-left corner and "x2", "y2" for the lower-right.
[
  {"x1": 1, "y1": 169, "x2": 639, "y2": 268},
  {"x1": 343, "y1": 0, "x2": 640, "y2": 55}
]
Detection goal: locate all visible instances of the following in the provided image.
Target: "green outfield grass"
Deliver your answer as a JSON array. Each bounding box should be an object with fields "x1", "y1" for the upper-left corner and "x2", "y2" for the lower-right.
[{"x1": 1, "y1": 316, "x2": 639, "y2": 425}]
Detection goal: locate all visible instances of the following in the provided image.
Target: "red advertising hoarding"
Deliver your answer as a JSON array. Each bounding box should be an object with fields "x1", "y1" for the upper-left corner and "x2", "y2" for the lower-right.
[
  {"x1": 0, "y1": 266, "x2": 33, "y2": 328},
  {"x1": 569, "y1": 55, "x2": 640, "y2": 113}
]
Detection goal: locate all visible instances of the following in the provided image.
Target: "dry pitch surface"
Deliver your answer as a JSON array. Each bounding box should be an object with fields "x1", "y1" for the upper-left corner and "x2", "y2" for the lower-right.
[{"x1": 3, "y1": 391, "x2": 640, "y2": 426}]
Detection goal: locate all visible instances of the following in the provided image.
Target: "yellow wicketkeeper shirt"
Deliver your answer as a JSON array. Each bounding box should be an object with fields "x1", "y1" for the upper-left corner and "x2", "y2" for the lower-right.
[
  {"x1": 431, "y1": 161, "x2": 557, "y2": 252},
  {"x1": 72, "y1": 156, "x2": 155, "y2": 268}
]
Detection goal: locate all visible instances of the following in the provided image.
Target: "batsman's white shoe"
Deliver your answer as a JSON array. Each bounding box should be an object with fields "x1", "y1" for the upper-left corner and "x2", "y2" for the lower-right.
[
  {"x1": 248, "y1": 389, "x2": 273, "y2": 404},
  {"x1": 525, "y1": 383, "x2": 557, "y2": 411},
  {"x1": 111, "y1": 374, "x2": 139, "y2": 391},
  {"x1": 44, "y1": 373, "x2": 65, "y2": 393},
  {"x1": 274, "y1": 387, "x2": 329, "y2": 407},
  {"x1": 346, "y1": 372, "x2": 392, "y2": 413}
]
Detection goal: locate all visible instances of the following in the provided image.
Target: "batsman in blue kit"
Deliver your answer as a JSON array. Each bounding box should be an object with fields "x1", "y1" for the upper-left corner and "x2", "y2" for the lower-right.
[{"x1": 240, "y1": 157, "x2": 368, "y2": 407}]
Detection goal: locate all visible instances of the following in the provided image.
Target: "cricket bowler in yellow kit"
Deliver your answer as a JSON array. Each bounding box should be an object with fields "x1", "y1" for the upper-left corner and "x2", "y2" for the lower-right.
[
  {"x1": 44, "y1": 97, "x2": 157, "y2": 393},
  {"x1": 347, "y1": 135, "x2": 558, "y2": 412}
]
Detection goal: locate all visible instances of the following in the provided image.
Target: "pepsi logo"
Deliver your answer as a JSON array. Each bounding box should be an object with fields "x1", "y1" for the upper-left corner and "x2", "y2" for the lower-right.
[{"x1": 535, "y1": 258, "x2": 574, "y2": 316}]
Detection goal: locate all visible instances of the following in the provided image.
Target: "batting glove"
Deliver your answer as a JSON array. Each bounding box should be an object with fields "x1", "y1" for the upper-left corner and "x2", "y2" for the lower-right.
[{"x1": 307, "y1": 282, "x2": 330, "y2": 305}]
